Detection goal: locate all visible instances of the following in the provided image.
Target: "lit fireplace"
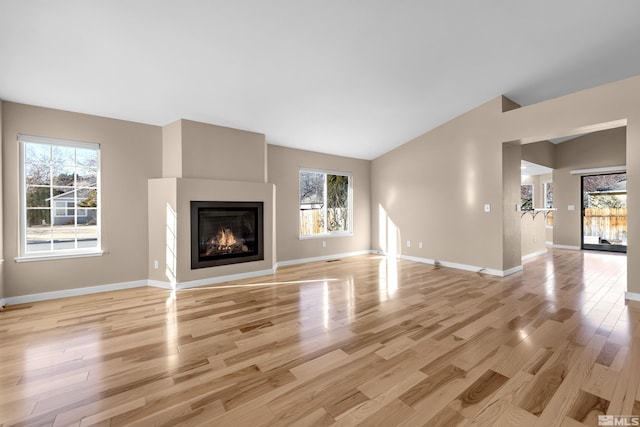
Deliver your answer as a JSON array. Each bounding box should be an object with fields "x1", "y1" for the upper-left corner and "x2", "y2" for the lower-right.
[{"x1": 191, "y1": 201, "x2": 264, "y2": 269}]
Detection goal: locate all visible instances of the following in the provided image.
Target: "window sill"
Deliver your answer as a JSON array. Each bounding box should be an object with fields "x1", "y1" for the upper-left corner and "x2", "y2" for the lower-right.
[
  {"x1": 15, "y1": 251, "x2": 104, "y2": 263},
  {"x1": 299, "y1": 232, "x2": 353, "y2": 240}
]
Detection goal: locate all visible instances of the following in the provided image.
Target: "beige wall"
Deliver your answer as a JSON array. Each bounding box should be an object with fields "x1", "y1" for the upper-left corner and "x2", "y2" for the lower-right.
[
  {"x1": 522, "y1": 140, "x2": 555, "y2": 169},
  {"x1": 2, "y1": 104, "x2": 369, "y2": 298},
  {"x1": 0, "y1": 101, "x2": 4, "y2": 301},
  {"x1": 2, "y1": 102, "x2": 161, "y2": 297},
  {"x1": 162, "y1": 120, "x2": 182, "y2": 178},
  {"x1": 3, "y1": 74, "x2": 640, "y2": 300},
  {"x1": 520, "y1": 174, "x2": 547, "y2": 257},
  {"x1": 148, "y1": 178, "x2": 275, "y2": 284},
  {"x1": 372, "y1": 98, "x2": 506, "y2": 271},
  {"x1": 267, "y1": 145, "x2": 371, "y2": 262},
  {"x1": 164, "y1": 119, "x2": 267, "y2": 183},
  {"x1": 552, "y1": 127, "x2": 626, "y2": 248},
  {"x1": 499, "y1": 76, "x2": 637, "y2": 293},
  {"x1": 372, "y1": 75, "x2": 640, "y2": 292},
  {"x1": 151, "y1": 119, "x2": 274, "y2": 285},
  {"x1": 503, "y1": 144, "x2": 522, "y2": 269},
  {"x1": 147, "y1": 178, "x2": 177, "y2": 283}
]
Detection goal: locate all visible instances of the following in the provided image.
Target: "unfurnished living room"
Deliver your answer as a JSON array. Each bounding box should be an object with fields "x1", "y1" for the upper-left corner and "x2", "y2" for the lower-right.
[{"x1": 1, "y1": 1, "x2": 640, "y2": 426}]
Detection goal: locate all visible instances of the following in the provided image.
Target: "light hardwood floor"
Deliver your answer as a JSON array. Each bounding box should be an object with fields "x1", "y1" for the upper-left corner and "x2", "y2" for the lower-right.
[{"x1": 1, "y1": 249, "x2": 638, "y2": 426}]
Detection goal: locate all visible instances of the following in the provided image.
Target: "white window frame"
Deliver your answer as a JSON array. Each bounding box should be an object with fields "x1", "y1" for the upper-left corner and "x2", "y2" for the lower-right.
[
  {"x1": 299, "y1": 167, "x2": 353, "y2": 239},
  {"x1": 18, "y1": 134, "x2": 102, "y2": 261}
]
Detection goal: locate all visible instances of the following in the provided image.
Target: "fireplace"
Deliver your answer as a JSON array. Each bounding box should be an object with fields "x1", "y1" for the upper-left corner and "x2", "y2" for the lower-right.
[{"x1": 191, "y1": 201, "x2": 264, "y2": 269}]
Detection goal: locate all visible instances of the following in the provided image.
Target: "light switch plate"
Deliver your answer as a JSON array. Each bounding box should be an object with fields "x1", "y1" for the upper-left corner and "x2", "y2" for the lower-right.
[{"x1": 484, "y1": 204, "x2": 491, "y2": 213}]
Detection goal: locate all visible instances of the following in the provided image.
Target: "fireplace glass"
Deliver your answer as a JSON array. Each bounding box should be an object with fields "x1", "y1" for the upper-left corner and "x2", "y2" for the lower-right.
[{"x1": 191, "y1": 201, "x2": 264, "y2": 269}]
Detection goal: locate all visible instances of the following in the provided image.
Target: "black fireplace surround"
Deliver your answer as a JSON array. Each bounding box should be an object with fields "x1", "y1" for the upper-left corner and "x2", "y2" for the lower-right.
[{"x1": 191, "y1": 201, "x2": 264, "y2": 269}]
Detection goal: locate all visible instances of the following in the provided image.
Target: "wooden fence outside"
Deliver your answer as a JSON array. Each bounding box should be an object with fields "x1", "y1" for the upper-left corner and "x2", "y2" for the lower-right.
[
  {"x1": 583, "y1": 208, "x2": 627, "y2": 243},
  {"x1": 300, "y1": 208, "x2": 349, "y2": 235},
  {"x1": 300, "y1": 209, "x2": 324, "y2": 235}
]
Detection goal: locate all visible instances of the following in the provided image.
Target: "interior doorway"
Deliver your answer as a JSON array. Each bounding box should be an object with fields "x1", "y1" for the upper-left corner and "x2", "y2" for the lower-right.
[{"x1": 581, "y1": 172, "x2": 627, "y2": 252}]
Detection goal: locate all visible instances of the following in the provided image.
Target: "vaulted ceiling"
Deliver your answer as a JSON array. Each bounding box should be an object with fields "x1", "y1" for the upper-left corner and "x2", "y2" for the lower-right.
[{"x1": 2, "y1": 1, "x2": 640, "y2": 160}]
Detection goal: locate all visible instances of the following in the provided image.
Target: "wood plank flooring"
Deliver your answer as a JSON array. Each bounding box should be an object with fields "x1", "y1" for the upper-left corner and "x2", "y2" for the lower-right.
[{"x1": 0, "y1": 249, "x2": 638, "y2": 426}]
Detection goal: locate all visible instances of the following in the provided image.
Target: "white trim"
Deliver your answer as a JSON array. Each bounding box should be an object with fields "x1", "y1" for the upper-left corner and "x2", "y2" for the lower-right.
[
  {"x1": 4, "y1": 280, "x2": 148, "y2": 305},
  {"x1": 298, "y1": 232, "x2": 354, "y2": 240},
  {"x1": 0, "y1": 298, "x2": 6, "y2": 310},
  {"x1": 299, "y1": 167, "x2": 353, "y2": 238},
  {"x1": 19, "y1": 135, "x2": 102, "y2": 258},
  {"x1": 546, "y1": 241, "x2": 554, "y2": 246},
  {"x1": 18, "y1": 133, "x2": 100, "y2": 150},
  {"x1": 275, "y1": 250, "x2": 374, "y2": 268},
  {"x1": 503, "y1": 265, "x2": 524, "y2": 276},
  {"x1": 553, "y1": 244, "x2": 581, "y2": 250},
  {"x1": 299, "y1": 166, "x2": 353, "y2": 177},
  {"x1": 174, "y1": 268, "x2": 277, "y2": 290},
  {"x1": 522, "y1": 248, "x2": 547, "y2": 261},
  {"x1": 15, "y1": 250, "x2": 104, "y2": 263},
  {"x1": 624, "y1": 291, "x2": 640, "y2": 302},
  {"x1": 570, "y1": 165, "x2": 626, "y2": 175},
  {"x1": 147, "y1": 280, "x2": 173, "y2": 290},
  {"x1": 2, "y1": 253, "x2": 376, "y2": 305},
  {"x1": 398, "y1": 254, "x2": 522, "y2": 277}
]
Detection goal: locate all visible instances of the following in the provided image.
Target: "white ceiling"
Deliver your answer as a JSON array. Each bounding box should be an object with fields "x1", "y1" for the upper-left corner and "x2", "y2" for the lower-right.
[
  {"x1": 2, "y1": 1, "x2": 640, "y2": 160},
  {"x1": 521, "y1": 160, "x2": 553, "y2": 177}
]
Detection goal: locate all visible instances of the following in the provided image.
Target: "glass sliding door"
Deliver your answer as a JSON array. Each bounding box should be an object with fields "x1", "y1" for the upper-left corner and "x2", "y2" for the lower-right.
[{"x1": 581, "y1": 173, "x2": 627, "y2": 252}]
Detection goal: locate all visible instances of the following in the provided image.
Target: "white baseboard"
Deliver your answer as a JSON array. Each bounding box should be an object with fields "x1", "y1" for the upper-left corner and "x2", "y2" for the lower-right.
[
  {"x1": 553, "y1": 244, "x2": 581, "y2": 250},
  {"x1": 4, "y1": 280, "x2": 149, "y2": 305},
  {"x1": 545, "y1": 241, "x2": 553, "y2": 246},
  {"x1": 1, "y1": 249, "x2": 533, "y2": 305},
  {"x1": 275, "y1": 250, "x2": 374, "y2": 268},
  {"x1": 625, "y1": 291, "x2": 640, "y2": 302},
  {"x1": 173, "y1": 267, "x2": 277, "y2": 290},
  {"x1": 503, "y1": 265, "x2": 524, "y2": 276},
  {"x1": 147, "y1": 280, "x2": 173, "y2": 290},
  {"x1": 522, "y1": 248, "x2": 548, "y2": 261},
  {"x1": 0, "y1": 298, "x2": 6, "y2": 309},
  {"x1": 1, "y1": 252, "x2": 376, "y2": 305},
  {"x1": 398, "y1": 254, "x2": 522, "y2": 277}
]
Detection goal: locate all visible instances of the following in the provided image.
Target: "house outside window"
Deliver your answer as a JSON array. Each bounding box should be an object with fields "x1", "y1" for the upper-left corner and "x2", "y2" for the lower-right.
[
  {"x1": 19, "y1": 134, "x2": 100, "y2": 258},
  {"x1": 299, "y1": 168, "x2": 352, "y2": 237}
]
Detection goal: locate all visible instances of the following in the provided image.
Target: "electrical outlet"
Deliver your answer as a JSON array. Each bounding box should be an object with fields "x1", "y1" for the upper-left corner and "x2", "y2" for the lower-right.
[
  {"x1": 419, "y1": 241, "x2": 423, "y2": 249},
  {"x1": 484, "y1": 204, "x2": 491, "y2": 213},
  {"x1": 153, "y1": 260, "x2": 158, "y2": 269},
  {"x1": 322, "y1": 240, "x2": 326, "y2": 248},
  {"x1": 406, "y1": 240, "x2": 411, "y2": 248}
]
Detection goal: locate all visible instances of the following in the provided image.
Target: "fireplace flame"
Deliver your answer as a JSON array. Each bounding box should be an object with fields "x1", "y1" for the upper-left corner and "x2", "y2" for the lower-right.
[
  {"x1": 217, "y1": 227, "x2": 236, "y2": 250},
  {"x1": 204, "y1": 226, "x2": 249, "y2": 256}
]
